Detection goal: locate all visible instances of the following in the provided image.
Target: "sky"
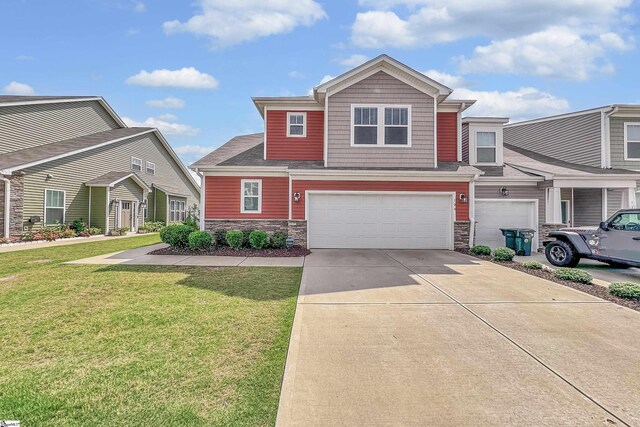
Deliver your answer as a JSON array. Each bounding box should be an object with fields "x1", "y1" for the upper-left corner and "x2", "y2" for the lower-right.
[{"x1": 1, "y1": 0, "x2": 639, "y2": 171}]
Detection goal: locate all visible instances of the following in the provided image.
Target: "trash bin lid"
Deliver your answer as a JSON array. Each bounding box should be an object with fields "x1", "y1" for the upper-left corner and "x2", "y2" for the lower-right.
[{"x1": 518, "y1": 228, "x2": 536, "y2": 233}]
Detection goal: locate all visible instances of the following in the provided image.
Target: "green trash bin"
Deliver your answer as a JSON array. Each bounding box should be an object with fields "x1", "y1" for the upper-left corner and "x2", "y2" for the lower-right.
[
  {"x1": 501, "y1": 228, "x2": 536, "y2": 256},
  {"x1": 499, "y1": 228, "x2": 518, "y2": 252}
]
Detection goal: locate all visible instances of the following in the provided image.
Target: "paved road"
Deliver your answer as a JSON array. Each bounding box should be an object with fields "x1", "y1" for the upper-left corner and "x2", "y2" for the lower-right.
[{"x1": 277, "y1": 249, "x2": 640, "y2": 426}]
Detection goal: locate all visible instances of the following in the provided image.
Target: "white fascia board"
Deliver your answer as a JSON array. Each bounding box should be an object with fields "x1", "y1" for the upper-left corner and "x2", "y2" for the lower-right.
[
  {"x1": 0, "y1": 97, "x2": 102, "y2": 107},
  {"x1": 476, "y1": 177, "x2": 543, "y2": 185},
  {"x1": 290, "y1": 170, "x2": 476, "y2": 181},
  {"x1": 552, "y1": 177, "x2": 638, "y2": 188}
]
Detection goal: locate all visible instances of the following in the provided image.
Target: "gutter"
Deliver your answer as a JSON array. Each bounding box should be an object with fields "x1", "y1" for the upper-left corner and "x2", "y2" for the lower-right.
[
  {"x1": 457, "y1": 102, "x2": 466, "y2": 162},
  {"x1": 2, "y1": 176, "x2": 10, "y2": 239},
  {"x1": 603, "y1": 106, "x2": 618, "y2": 169},
  {"x1": 468, "y1": 173, "x2": 478, "y2": 248}
]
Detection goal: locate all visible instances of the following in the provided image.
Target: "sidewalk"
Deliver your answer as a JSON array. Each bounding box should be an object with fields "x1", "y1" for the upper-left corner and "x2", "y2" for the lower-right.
[
  {"x1": 0, "y1": 233, "x2": 153, "y2": 253},
  {"x1": 66, "y1": 243, "x2": 305, "y2": 267}
]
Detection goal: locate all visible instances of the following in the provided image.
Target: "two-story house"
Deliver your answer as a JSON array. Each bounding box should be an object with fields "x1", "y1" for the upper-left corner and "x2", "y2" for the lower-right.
[
  {"x1": 192, "y1": 55, "x2": 640, "y2": 251},
  {"x1": 0, "y1": 96, "x2": 200, "y2": 239}
]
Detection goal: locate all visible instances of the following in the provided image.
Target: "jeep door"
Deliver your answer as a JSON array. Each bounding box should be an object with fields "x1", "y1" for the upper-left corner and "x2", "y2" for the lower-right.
[{"x1": 600, "y1": 212, "x2": 640, "y2": 262}]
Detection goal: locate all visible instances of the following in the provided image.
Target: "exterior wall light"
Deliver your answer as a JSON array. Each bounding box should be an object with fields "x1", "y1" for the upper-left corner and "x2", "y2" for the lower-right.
[
  {"x1": 459, "y1": 193, "x2": 468, "y2": 203},
  {"x1": 500, "y1": 187, "x2": 510, "y2": 197},
  {"x1": 293, "y1": 192, "x2": 301, "y2": 202}
]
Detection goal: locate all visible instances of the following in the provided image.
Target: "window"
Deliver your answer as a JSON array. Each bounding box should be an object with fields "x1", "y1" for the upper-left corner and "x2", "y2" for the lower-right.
[
  {"x1": 476, "y1": 132, "x2": 497, "y2": 163},
  {"x1": 609, "y1": 212, "x2": 640, "y2": 231},
  {"x1": 131, "y1": 157, "x2": 142, "y2": 172},
  {"x1": 241, "y1": 180, "x2": 261, "y2": 213},
  {"x1": 287, "y1": 112, "x2": 306, "y2": 137},
  {"x1": 352, "y1": 105, "x2": 410, "y2": 146},
  {"x1": 145, "y1": 161, "x2": 155, "y2": 175},
  {"x1": 624, "y1": 123, "x2": 640, "y2": 160},
  {"x1": 45, "y1": 189, "x2": 65, "y2": 225},
  {"x1": 169, "y1": 199, "x2": 186, "y2": 222}
]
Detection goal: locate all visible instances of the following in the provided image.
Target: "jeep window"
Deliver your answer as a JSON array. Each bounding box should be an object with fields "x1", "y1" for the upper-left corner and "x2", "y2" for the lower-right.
[{"x1": 610, "y1": 213, "x2": 640, "y2": 231}]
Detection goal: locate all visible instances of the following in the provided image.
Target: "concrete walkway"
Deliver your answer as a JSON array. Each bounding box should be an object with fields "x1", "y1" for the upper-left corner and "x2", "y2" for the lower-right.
[
  {"x1": 67, "y1": 243, "x2": 305, "y2": 267},
  {"x1": 0, "y1": 232, "x2": 152, "y2": 253},
  {"x1": 277, "y1": 249, "x2": 640, "y2": 426}
]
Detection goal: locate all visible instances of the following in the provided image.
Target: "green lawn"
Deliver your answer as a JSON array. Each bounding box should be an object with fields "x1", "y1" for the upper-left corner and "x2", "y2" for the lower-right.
[{"x1": 0, "y1": 235, "x2": 302, "y2": 426}]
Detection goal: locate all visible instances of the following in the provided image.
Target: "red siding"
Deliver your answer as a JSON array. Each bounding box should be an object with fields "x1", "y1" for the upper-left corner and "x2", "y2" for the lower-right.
[
  {"x1": 292, "y1": 180, "x2": 469, "y2": 221},
  {"x1": 266, "y1": 110, "x2": 324, "y2": 160},
  {"x1": 437, "y1": 112, "x2": 458, "y2": 162},
  {"x1": 204, "y1": 176, "x2": 289, "y2": 219}
]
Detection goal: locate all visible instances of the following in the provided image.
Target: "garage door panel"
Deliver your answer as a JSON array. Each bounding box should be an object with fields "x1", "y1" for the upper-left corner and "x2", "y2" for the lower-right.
[{"x1": 475, "y1": 200, "x2": 537, "y2": 250}]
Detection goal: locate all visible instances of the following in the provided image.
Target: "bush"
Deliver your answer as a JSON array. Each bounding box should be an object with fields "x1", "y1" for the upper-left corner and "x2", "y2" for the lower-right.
[
  {"x1": 140, "y1": 221, "x2": 164, "y2": 232},
  {"x1": 226, "y1": 230, "x2": 244, "y2": 250},
  {"x1": 87, "y1": 227, "x2": 102, "y2": 235},
  {"x1": 270, "y1": 231, "x2": 288, "y2": 249},
  {"x1": 214, "y1": 229, "x2": 228, "y2": 246},
  {"x1": 42, "y1": 229, "x2": 60, "y2": 241},
  {"x1": 249, "y1": 230, "x2": 269, "y2": 249},
  {"x1": 188, "y1": 231, "x2": 212, "y2": 252},
  {"x1": 609, "y1": 282, "x2": 640, "y2": 299},
  {"x1": 69, "y1": 219, "x2": 87, "y2": 232},
  {"x1": 523, "y1": 261, "x2": 543, "y2": 270},
  {"x1": 61, "y1": 229, "x2": 77, "y2": 239},
  {"x1": 241, "y1": 229, "x2": 253, "y2": 248},
  {"x1": 492, "y1": 247, "x2": 515, "y2": 262},
  {"x1": 160, "y1": 224, "x2": 195, "y2": 248},
  {"x1": 470, "y1": 245, "x2": 491, "y2": 256},
  {"x1": 20, "y1": 231, "x2": 35, "y2": 241},
  {"x1": 183, "y1": 215, "x2": 198, "y2": 229},
  {"x1": 554, "y1": 267, "x2": 592, "y2": 284}
]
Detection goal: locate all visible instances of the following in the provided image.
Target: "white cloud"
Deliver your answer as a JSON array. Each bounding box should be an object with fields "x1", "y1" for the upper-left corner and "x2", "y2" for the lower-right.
[
  {"x1": 132, "y1": 1, "x2": 145, "y2": 12},
  {"x1": 3, "y1": 81, "x2": 35, "y2": 95},
  {"x1": 308, "y1": 75, "x2": 335, "y2": 95},
  {"x1": 158, "y1": 113, "x2": 177, "y2": 121},
  {"x1": 16, "y1": 55, "x2": 33, "y2": 61},
  {"x1": 123, "y1": 116, "x2": 200, "y2": 136},
  {"x1": 126, "y1": 67, "x2": 218, "y2": 89},
  {"x1": 337, "y1": 54, "x2": 369, "y2": 69},
  {"x1": 127, "y1": 28, "x2": 140, "y2": 36},
  {"x1": 146, "y1": 97, "x2": 186, "y2": 109},
  {"x1": 458, "y1": 26, "x2": 633, "y2": 80},
  {"x1": 163, "y1": 0, "x2": 327, "y2": 47},
  {"x1": 174, "y1": 144, "x2": 214, "y2": 156},
  {"x1": 423, "y1": 69, "x2": 467, "y2": 88}
]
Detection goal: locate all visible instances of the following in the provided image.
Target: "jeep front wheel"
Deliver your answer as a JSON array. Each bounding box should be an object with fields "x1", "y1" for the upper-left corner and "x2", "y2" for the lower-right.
[{"x1": 545, "y1": 241, "x2": 579, "y2": 267}]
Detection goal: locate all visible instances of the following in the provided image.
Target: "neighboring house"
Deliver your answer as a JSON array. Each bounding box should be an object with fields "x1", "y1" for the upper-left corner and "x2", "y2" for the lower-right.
[
  {"x1": 192, "y1": 55, "x2": 640, "y2": 250},
  {"x1": 0, "y1": 96, "x2": 200, "y2": 239}
]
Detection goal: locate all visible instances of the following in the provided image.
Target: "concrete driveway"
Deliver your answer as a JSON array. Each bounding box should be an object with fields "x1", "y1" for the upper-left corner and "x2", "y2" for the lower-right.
[{"x1": 277, "y1": 249, "x2": 640, "y2": 426}]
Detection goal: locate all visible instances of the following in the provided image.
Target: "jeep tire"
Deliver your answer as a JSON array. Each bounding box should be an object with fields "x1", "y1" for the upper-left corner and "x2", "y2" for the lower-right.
[{"x1": 545, "y1": 240, "x2": 579, "y2": 267}]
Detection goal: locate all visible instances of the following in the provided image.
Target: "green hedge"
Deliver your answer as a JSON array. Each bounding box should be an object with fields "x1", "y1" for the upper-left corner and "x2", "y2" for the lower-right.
[
  {"x1": 523, "y1": 261, "x2": 543, "y2": 270},
  {"x1": 249, "y1": 230, "x2": 269, "y2": 249},
  {"x1": 609, "y1": 282, "x2": 640, "y2": 299},
  {"x1": 226, "y1": 230, "x2": 244, "y2": 250},
  {"x1": 270, "y1": 232, "x2": 288, "y2": 249},
  {"x1": 554, "y1": 267, "x2": 592, "y2": 284},
  {"x1": 492, "y1": 247, "x2": 515, "y2": 262},
  {"x1": 188, "y1": 231, "x2": 212, "y2": 252},
  {"x1": 160, "y1": 224, "x2": 195, "y2": 248},
  {"x1": 470, "y1": 245, "x2": 491, "y2": 256}
]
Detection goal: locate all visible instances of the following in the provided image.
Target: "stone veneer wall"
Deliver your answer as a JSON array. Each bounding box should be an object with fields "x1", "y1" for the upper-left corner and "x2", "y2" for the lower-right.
[
  {"x1": 454, "y1": 221, "x2": 471, "y2": 250},
  {"x1": 204, "y1": 219, "x2": 308, "y2": 247},
  {"x1": 0, "y1": 173, "x2": 25, "y2": 238}
]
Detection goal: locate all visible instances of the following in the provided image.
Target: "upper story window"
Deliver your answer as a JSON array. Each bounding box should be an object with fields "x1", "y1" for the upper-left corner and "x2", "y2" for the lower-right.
[
  {"x1": 145, "y1": 161, "x2": 156, "y2": 175},
  {"x1": 241, "y1": 179, "x2": 262, "y2": 214},
  {"x1": 352, "y1": 105, "x2": 411, "y2": 146},
  {"x1": 476, "y1": 132, "x2": 497, "y2": 163},
  {"x1": 45, "y1": 189, "x2": 65, "y2": 225},
  {"x1": 624, "y1": 123, "x2": 640, "y2": 160},
  {"x1": 287, "y1": 112, "x2": 306, "y2": 137},
  {"x1": 131, "y1": 157, "x2": 142, "y2": 172}
]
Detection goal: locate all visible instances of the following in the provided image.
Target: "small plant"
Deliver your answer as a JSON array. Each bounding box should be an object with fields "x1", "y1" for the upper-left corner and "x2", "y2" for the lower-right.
[
  {"x1": 69, "y1": 219, "x2": 87, "y2": 232},
  {"x1": 140, "y1": 221, "x2": 164, "y2": 232},
  {"x1": 469, "y1": 245, "x2": 491, "y2": 256},
  {"x1": 249, "y1": 230, "x2": 269, "y2": 249},
  {"x1": 78, "y1": 231, "x2": 91, "y2": 237},
  {"x1": 609, "y1": 282, "x2": 640, "y2": 300},
  {"x1": 226, "y1": 230, "x2": 244, "y2": 250},
  {"x1": 160, "y1": 224, "x2": 195, "y2": 248},
  {"x1": 61, "y1": 229, "x2": 77, "y2": 239},
  {"x1": 523, "y1": 261, "x2": 543, "y2": 270},
  {"x1": 554, "y1": 267, "x2": 592, "y2": 284},
  {"x1": 183, "y1": 215, "x2": 198, "y2": 229},
  {"x1": 214, "y1": 229, "x2": 228, "y2": 246},
  {"x1": 42, "y1": 229, "x2": 60, "y2": 241},
  {"x1": 87, "y1": 227, "x2": 102, "y2": 235},
  {"x1": 270, "y1": 231, "x2": 288, "y2": 249},
  {"x1": 188, "y1": 231, "x2": 212, "y2": 252},
  {"x1": 20, "y1": 231, "x2": 35, "y2": 241},
  {"x1": 492, "y1": 247, "x2": 515, "y2": 262},
  {"x1": 0, "y1": 237, "x2": 10, "y2": 244}
]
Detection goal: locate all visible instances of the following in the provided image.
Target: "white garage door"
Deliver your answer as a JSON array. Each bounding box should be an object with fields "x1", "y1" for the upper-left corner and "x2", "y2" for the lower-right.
[
  {"x1": 475, "y1": 200, "x2": 537, "y2": 250},
  {"x1": 307, "y1": 192, "x2": 454, "y2": 249}
]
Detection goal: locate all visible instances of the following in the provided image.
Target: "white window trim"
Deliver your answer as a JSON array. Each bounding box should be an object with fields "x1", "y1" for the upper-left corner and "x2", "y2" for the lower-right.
[
  {"x1": 44, "y1": 189, "x2": 66, "y2": 225},
  {"x1": 145, "y1": 161, "x2": 156, "y2": 175},
  {"x1": 469, "y1": 125, "x2": 503, "y2": 166},
  {"x1": 350, "y1": 104, "x2": 412, "y2": 147},
  {"x1": 623, "y1": 122, "x2": 640, "y2": 161},
  {"x1": 286, "y1": 112, "x2": 307, "y2": 138},
  {"x1": 240, "y1": 179, "x2": 262, "y2": 214},
  {"x1": 168, "y1": 199, "x2": 186, "y2": 223},
  {"x1": 131, "y1": 156, "x2": 142, "y2": 172}
]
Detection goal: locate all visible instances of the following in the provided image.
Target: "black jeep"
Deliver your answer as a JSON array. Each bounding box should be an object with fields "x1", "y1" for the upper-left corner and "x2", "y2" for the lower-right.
[{"x1": 544, "y1": 209, "x2": 640, "y2": 268}]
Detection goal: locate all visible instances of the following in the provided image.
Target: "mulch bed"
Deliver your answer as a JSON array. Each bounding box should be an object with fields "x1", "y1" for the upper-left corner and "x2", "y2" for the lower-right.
[
  {"x1": 149, "y1": 245, "x2": 310, "y2": 258},
  {"x1": 457, "y1": 249, "x2": 640, "y2": 312}
]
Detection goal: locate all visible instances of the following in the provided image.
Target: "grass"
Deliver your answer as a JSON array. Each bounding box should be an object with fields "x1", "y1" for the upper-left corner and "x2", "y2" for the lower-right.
[{"x1": 0, "y1": 235, "x2": 302, "y2": 426}]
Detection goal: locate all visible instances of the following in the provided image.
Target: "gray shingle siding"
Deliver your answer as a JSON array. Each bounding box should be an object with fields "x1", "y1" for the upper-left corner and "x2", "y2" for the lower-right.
[
  {"x1": 505, "y1": 112, "x2": 602, "y2": 168},
  {"x1": 609, "y1": 117, "x2": 640, "y2": 169},
  {"x1": 461, "y1": 123, "x2": 469, "y2": 163},
  {"x1": 607, "y1": 188, "x2": 624, "y2": 218},
  {"x1": 327, "y1": 71, "x2": 435, "y2": 168},
  {"x1": 573, "y1": 188, "x2": 602, "y2": 226}
]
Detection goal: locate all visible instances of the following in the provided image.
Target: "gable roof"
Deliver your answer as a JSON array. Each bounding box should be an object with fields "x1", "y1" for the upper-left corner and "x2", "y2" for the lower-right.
[
  {"x1": 85, "y1": 171, "x2": 150, "y2": 192},
  {"x1": 152, "y1": 183, "x2": 191, "y2": 197},
  {"x1": 191, "y1": 133, "x2": 264, "y2": 169}
]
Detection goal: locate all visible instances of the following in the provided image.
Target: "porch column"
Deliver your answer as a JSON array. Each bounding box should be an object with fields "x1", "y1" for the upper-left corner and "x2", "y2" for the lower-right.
[
  {"x1": 622, "y1": 188, "x2": 637, "y2": 209},
  {"x1": 545, "y1": 187, "x2": 562, "y2": 224}
]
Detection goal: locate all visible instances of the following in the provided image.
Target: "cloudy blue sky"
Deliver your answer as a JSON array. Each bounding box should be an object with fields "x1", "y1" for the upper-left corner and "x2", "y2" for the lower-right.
[{"x1": 1, "y1": 0, "x2": 639, "y2": 169}]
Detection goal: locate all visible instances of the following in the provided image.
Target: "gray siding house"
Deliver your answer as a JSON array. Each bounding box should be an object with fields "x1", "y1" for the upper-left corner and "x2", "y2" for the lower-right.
[{"x1": 0, "y1": 96, "x2": 200, "y2": 239}]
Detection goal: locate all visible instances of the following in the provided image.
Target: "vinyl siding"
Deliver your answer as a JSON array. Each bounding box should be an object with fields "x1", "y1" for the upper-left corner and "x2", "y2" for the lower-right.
[
  {"x1": 204, "y1": 176, "x2": 289, "y2": 219},
  {"x1": 109, "y1": 178, "x2": 143, "y2": 229},
  {"x1": 573, "y1": 188, "x2": 602, "y2": 226},
  {"x1": 0, "y1": 101, "x2": 119, "y2": 154},
  {"x1": 504, "y1": 112, "x2": 602, "y2": 167},
  {"x1": 154, "y1": 189, "x2": 167, "y2": 223},
  {"x1": 474, "y1": 185, "x2": 545, "y2": 247},
  {"x1": 437, "y1": 112, "x2": 457, "y2": 162},
  {"x1": 609, "y1": 117, "x2": 640, "y2": 169},
  {"x1": 20, "y1": 132, "x2": 199, "y2": 231},
  {"x1": 607, "y1": 188, "x2": 624, "y2": 218},
  {"x1": 327, "y1": 71, "x2": 435, "y2": 168},
  {"x1": 461, "y1": 123, "x2": 469, "y2": 163},
  {"x1": 89, "y1": 187, "x2": 106, "y2": 230},
  {"x1": 291, "y1": 180, "x2": 469, "y2": 221},
  {"x1": 266, "y1": 110, "x2": 324, "y2": 160}
]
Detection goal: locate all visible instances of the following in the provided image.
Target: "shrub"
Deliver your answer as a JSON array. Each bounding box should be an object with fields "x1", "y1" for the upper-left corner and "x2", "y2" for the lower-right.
[
  {"x1": 609, "y1": 282, "x2": 640, "y2": 299},
  {"x1": 249, "y1": 230, "x2": 269, "y2": 249},
  {"x1": 226, "y1": 230, "x2": 244, "y2": 250},
  {"x1": 69, "y1": 219, "x2": 87, "y2": 232},
  {"x1": 160, "y1": 224, "x2": 195, "y2": 248},
  {"x1": 188, "y1": 231, "x2": 212, "y2": 252},
  {"x1": 554, "y1": 267, "x2": 592, "y2": 284},
  {"x1": 214, "y1": 229, "x2": 228, "y2": 246},
  {"x1": 241, "y1": 229, "x2": 253, "y2": 248},
  {"x1": 183, "y1": 215, "x2": 198, "y2": 229},
  {"x1": 270, "y1": 231, "x2": 288, "y2": 249},
  {"x1": 139, "y1": 221, "x2": 164, "y2": 233},
  {"x1": 78, "y1": 231, "x2": 91, "y2": 237},
  {"x1": 523, "y1": 261, "x2": 543, "y2": 270},
  {"x1": 492, "y1": 247, "x2": 515, "y2": 262},
  {"x1": 20, "y1": 231, "x2": 35, "y2": 241},
  {"x1": 61, "y1": 229, "x2": 77, "y2": 239},
  {"x1": 469, "y1": 245, "x2": 491, "y2": 256},
  {"x1": 87, "y1": 227, "x2": 102, "y2": 235},
  {"x1": 42, "y1": 229, "x2": 60, "y2": 241}
]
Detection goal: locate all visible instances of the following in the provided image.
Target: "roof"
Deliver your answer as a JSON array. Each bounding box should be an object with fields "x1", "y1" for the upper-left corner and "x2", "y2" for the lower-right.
[
  {"x1": 504, "y1": 104, "x2": 640, "y2": 128},
  {"x1": 85, "y1": 171, "x2": 150, "y2": 192},
  {"x1": 462, "y1": 117, "x2": 510, "y2": 124},
  {"x1": 0, "y1": 127, "x2": 153, "y2": 173},
  {"x1": 475, "y1": 165, "x2": 540, "y2": 179},
  {"x1": 153, "y1": 183, "x2": 191, "y2": 197},
  {"x1": 0, "y1": 95, "x2": 99, "y2": 104},
  {"x1": 191, "y1": 133, "x2": 264, "y2": 169},
  {"x1": 252, "y1": 96, "x2": 321, "y2": 116}
]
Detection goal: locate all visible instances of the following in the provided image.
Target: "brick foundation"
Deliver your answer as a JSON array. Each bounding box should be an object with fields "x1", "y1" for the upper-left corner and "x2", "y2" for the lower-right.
[
  {"x1": 204, "y1": 219, "x2": 308, "y2": 247},
  {"x1": 0, "y1": 173, "x2": 25, "y2": 238},
  {"x1": 454, "y1": 221, "x2": 471, "y2": 249}
]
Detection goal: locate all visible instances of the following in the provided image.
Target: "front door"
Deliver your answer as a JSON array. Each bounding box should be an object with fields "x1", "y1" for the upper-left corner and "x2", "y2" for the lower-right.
[
  {"x1": 599, "y1": 211, "x2": 640, "y2": 262},
  {"x1": 120, "y1": 201, "x2": 132, "y2": 230}
]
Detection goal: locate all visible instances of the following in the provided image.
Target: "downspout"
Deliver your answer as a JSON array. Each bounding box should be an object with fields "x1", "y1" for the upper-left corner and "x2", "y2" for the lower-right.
[
  {"x1": 603, "y1": 106, "x2": 618, "y2": 168},
  {"x1": 468, "y1": 174, "x2": 478, "y2": 248},
  {"x1": 2, "y1": 176, "x2": 10, "y2": 239},
  {"x1": 457, "y1": 102, "x2": 466, "y2": 162},
  {"x1": 88, "y1": 186, "x2": 92, "y2": 227},
  {"x1": 198, "y1": 169, "x2": 205, "y2": 231}
]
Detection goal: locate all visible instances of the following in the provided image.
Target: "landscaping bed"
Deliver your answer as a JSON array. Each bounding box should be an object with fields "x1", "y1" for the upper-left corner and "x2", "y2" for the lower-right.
[
  {"x1": 458, "y1": 249, "x2": 640, "y2": 312},
  {"x1": 150, "y1": 245, "x2": 310, "y2": 257}
]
